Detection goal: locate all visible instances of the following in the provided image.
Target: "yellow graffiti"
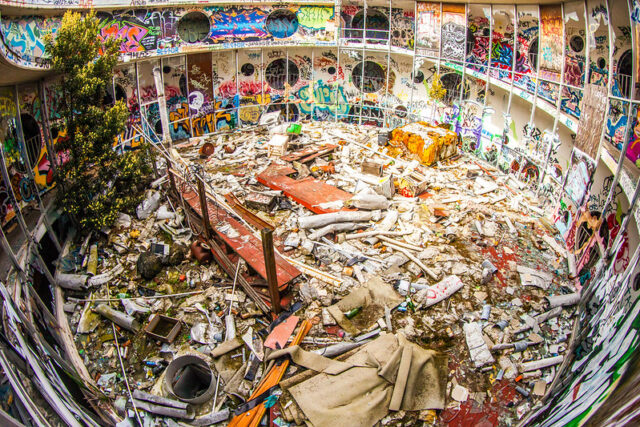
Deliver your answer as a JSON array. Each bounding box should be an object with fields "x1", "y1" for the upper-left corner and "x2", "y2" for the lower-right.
[{"x1": 0, "y1": 96, "x2": 17, "y2": 118}]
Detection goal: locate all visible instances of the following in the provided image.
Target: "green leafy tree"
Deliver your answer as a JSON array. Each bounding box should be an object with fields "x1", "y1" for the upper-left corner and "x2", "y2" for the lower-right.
[{"x1": 45, "y1": 11, "x2": 152, "y2": 231}]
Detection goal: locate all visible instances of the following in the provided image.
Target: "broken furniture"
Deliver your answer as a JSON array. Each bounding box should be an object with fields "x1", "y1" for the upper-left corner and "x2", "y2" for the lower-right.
[
  {"x1": 257, "y1": 164, "x2": 352, "y2": 214},
  {"x1": 144, "y1": 314, "x2": 182, "y2": 343}
]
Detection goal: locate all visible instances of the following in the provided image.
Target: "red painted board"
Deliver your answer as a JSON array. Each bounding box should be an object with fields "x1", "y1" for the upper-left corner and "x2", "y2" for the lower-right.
[
  {"x1": 257, "y1": 165, "x2": 352, "y2": 214},
  {"x1": 181, "y1": 187, "x2": 300, "y2": 290},
  {"x1": 264, "y1": 315, "x2": 300, "y2": 350}
]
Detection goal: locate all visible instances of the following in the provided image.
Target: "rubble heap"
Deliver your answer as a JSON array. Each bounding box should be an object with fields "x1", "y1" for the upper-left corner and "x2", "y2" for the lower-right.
[{"x1": 60, "y1": 120, "x2": 577, "y2": 426}]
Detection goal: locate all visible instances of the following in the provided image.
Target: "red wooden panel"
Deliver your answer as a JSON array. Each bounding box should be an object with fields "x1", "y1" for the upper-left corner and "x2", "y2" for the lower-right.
[
  {"x1": 257, "y1": 165, "x2": 352, "y2": 214},
  {"x1": 181, "y1": 187, "x2": 300, "y2": 290}
]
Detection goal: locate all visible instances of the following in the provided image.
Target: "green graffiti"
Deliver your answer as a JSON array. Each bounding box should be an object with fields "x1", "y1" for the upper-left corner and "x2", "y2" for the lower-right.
[
  {"x1": 298, "y1": 81, "x2": 349, "y2": 119},
  {"x1": 297, "y1": 6, "x2": 334, "y2": 30}
]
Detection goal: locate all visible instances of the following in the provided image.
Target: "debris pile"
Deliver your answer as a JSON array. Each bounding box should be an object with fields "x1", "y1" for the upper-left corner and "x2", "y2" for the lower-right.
[{"x1": 59, "y1": 120, "x2": 577, "y2": 425}]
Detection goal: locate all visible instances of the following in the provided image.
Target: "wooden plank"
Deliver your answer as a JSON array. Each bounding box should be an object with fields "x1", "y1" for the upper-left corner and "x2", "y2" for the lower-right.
[
  {"x1": 183, "y1": 188, "x2": 299, "y2": 289},
  {"x1": 257, "y1": 165, "x2": 352, "y2": 214}
]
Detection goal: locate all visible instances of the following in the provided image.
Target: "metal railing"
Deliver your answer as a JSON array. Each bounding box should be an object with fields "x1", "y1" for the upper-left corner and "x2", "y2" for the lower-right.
[{"x1": 617, "y1": 73, "x2": 632, "y2": 98}]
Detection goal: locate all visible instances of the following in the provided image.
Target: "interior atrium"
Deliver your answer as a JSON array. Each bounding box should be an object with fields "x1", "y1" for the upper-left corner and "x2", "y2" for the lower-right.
[{"x1": 0, "y1": 0, "x2": 639, "y2": 425}]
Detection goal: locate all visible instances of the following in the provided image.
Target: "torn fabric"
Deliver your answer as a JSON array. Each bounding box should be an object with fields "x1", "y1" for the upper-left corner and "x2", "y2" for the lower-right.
[{"x1": 269, "y1": 333, "x2": 447, "y2": 426}]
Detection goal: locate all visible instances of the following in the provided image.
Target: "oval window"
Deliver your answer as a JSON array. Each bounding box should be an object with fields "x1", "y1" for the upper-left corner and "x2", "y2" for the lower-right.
[
  {"x1": 265, "y1": 59, "x2": 299, "y2": 90},
  {"x1": 266, "y1": 9, "x2": 299, "y2": 39},
  {"x1": 178, "y1": 12, "x2": 211, "y2": 44},
  {"x1": 352, "y1": 61, "x2": 385, "y2": 93}
]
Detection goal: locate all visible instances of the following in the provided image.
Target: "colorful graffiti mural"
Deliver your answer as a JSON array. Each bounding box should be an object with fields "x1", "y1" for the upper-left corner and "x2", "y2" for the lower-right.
[
  {"x1": 98, "y1": 13, "x2": 160, "y2": 53},
  {"x1": 539, "y1": 5, "x2": 563, "y2": 79},
  {"x1": 0, "y1": 16, "x2": 60, "y2": 65},
  {"x1": 298, "y1": 81, "x2": 349, "y2": 120},
  {"x1": 532, "y1": 248, "x2": 640, "y2": 425},
  {"x1": 415, "y1": 2, "x2": 441, "y2": 57}
]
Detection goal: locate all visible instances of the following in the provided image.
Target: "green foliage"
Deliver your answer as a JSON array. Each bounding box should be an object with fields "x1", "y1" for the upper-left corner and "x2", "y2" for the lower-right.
[{"x1": 45, "y1": 11, "x2": 152, "y2": 231}]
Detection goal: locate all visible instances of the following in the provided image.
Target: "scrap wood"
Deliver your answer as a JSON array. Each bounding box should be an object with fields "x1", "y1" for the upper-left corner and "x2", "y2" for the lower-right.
[
  {"x1": 283, "y1": 256, "x2": 343, "y2": 286},
  {"x1": 264, "y1": 315, "x2": 300, "y2": 350},
  {"x1": 227, "y1": 319, "x2": 312, "y2": 427},
  {"x1": 224, "y1": 193, "x2": 274, "y2": 232},
  {"x1": 257, "y1": 164, "x2": 352, "y2": 214},
  {"x1": 472, "y1": 160, "x2": 517, "y2": 195},
  {"x1": 281, "y1": 144, "x2": 338, "y2": 163}
]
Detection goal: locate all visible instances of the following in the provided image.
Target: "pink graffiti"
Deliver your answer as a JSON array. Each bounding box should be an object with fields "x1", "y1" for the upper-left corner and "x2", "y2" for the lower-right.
[
  {"x1": 217, "y1": 81, "x2": 271, "y2": 98},
  {"x1": 472, "y1": 37, "x2": 490, "y2": 63},
  {"x1": 140, "y1": 85, "x2": 157, "y2": 103},
  {"x1": 564, "y1": 59, "x2": 583, "y2": 87},
  {"x1": 165, "y1": 86, "x2": 182, "y2": 99},
  {"x1": 217, "y1": 81, "x2": 237, "y2": 98},
  {"x1": 239, "y1": 81, "x2": 268, "y2": 96},
  {"x1": 99, "y1": 22, "x2": 148, "y2": 53},
  {"x1": 606, "y1": 213, "x2": 629, "y2": 273}
]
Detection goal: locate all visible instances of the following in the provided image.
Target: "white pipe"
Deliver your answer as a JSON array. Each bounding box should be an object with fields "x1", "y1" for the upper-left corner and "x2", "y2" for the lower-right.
[
  {"x1": 94, "y1": 304, "x2": 140, "y2": 331},
  {"x1": 298, "y1": 210, "x2": 380, "y2": 229},
  {"x1": 520, "y1": 356, "x2": 564, "y2": 372},
  {"x1": 308, "y1": 222, "x2": 366, "y2": 241},
  {"x1": 545, "y1": 293, "x2": 580, "y2": 308},
  {"x1": 384, "y1": 242, "x2": 438, "y2": 280},
  {"x1": 56, "y1": 273, "x2": 88, "y2": 290}
]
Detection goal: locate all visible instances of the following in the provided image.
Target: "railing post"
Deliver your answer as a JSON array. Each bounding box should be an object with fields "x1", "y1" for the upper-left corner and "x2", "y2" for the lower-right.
[
  {"x1": 261, "y1": 228, "x2": 282, "y2": 315},
  {"x1": 196, "y1": 175, "x2": 211, "y2": 240}
]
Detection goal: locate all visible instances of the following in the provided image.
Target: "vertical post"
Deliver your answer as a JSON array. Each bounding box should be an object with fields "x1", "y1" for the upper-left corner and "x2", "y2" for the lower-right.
[
  {"x1": 359, "y1": 0, "x2": 367, "y2": 126},
  {"x1": 152, "y1": 65, "x2": 171, "y2": 146},
  {"x1": 409, "y1": 0, "x2": 418, "y2": 122},
  {"x1": 196, "y1": 176, "x2": 211, "y2": 240},
  {"x1": 286, "y1": 49, "x2": 290, "y2": 122},
  {"x1": 383, "y1": 0, "x2": 392, "y2": 128},
  {"x1": 235, "y1": 49, "x2": 239, "y2": 129},
  {"x1": 167, "y1": 165, "x2": 178, "y2": 198},
  {"x1": 38, "y1": 79, "x2": 59, "y2": 174},
  {"x1": 261, "y1": 228, "x2": 281, "y2": 315}
]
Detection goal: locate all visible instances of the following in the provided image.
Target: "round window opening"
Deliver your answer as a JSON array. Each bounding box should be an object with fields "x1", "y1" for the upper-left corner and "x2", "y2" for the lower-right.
[
  {"x1": 328, "y1": 66, "x2": 336, "y2": 75},
  {"x1": 569, "y1": 35, "x2": 585, "y2": 53},
  {"x1": 265, "y1": 59, "x2": 299, "y2": 90},
  {"x1": 352, "y1": 61, "x2": 385, "y2": 93},
  {"x1": 178, "y1": 12, "x2": 211, "y2": 44},
  {"x1": 395, "y1": 105, "x2": 407, "y2": 118},
  {"x1": 241, "y1": 63, "x2": 255, "y2": 77},
  {"x1": 414, "y1": 71, "x2": 424, "y2": 84},
  {"x1": 266, "y1": 9, "x2": 299, "y2": 39},
  {"x1": 351, "y1": 10, "x2": 389, "y2": 41},
  {"x1": 597, "y1": 57, "x2": 606, "y2": 70}
]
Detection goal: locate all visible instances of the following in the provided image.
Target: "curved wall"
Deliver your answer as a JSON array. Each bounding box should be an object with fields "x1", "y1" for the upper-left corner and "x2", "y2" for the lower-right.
[{"x1": 1, "y1": 1, "x2": 640, "y2": 425}]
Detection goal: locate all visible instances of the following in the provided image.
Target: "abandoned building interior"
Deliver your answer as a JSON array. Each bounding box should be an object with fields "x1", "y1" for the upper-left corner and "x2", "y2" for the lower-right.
[{"x1": 1, "y1": 0, "x2": 640, "y2": 425}]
